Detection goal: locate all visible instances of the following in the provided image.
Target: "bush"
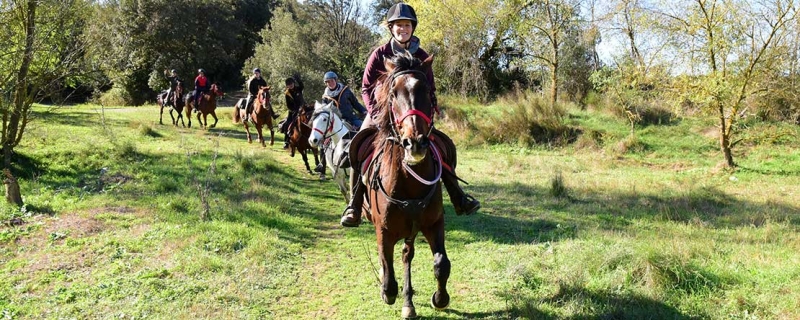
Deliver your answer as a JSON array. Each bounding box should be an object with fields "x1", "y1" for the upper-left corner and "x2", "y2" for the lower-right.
[
  {"x1": 97, "y1": 86, "x2": 133, "y2": 107},
  {"x1": 478, "y1": 91, "x2": 579, "y2": 147}
]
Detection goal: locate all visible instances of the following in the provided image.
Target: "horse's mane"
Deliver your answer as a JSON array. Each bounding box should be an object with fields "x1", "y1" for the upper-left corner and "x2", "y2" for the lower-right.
[
  {"x1": 374, "y1": 51, "x2": 427, "y2": 131},
  {"x1": 313, "y1": 101, "x2": 343, "y2": 120}
]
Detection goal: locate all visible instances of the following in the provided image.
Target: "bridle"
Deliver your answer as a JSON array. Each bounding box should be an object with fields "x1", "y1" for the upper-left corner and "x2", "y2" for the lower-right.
[
  {"x1": 312, "y1": 108, "x2": 346, "y2": 141},
  {"x1": 386, "y1": 70, "x2": 435, "y2": 142}
]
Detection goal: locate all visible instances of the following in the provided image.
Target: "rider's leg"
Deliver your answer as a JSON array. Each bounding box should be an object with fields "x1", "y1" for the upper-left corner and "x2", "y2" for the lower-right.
[
  {"x1": 194, "y1": 90, "x2": 202, "y2": 112},
  {"x1": 165, "y1": 89, "x2": 172, "y2": 107},
  {"x1": 244, "y1": 95, "x2": 252, "y2": 121},
  {"x1": 340, "y1": 160, "x2": 364, "y2": 227},
  {"x1": 433, "y1": 130, "x2": 481, "y2": 216}
]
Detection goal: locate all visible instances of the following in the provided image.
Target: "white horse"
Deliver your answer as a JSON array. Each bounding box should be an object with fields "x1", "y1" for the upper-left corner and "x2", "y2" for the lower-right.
[{"x1": 309, "y1": 100, "x2": 355, "y2": 202}]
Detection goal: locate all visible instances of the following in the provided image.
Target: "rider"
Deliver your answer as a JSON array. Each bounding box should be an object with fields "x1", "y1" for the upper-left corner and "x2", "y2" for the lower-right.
[
  {"x1": 193, "y1": 69, "x2": 209, "y2": 112},
  {"x1": 315, "y1": 71, "x2": 367, "y2": 174},
  {"x1": 281, "y1": 75, "x2": 305, "y2": 149},
  {"x1": 163, "y1": 69, "x2": 181, "y2": 107},
  {"x1": 339, "y1": 3, "x2": 481, "y2": 227},
  {"x1": 322, "y1": 71, "x2": 367, "y2": 129},
  {"x1": 244, "y1": 68, "x2": 268, "y2": 122}
]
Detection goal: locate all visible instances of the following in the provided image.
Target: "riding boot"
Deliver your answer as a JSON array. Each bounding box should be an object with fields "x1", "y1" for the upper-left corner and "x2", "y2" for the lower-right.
[
  {"x1": 341, "y1": 164, "x2": 364, "y2": 227},
  {"x1": 283, "y1": 134, "x2": 290, "y2": 149},
  {"x1": 442, "y1": 172, "x2": 480, "y2": 215}
]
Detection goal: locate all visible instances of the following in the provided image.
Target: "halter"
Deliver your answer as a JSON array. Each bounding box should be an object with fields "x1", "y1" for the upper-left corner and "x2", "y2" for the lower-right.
[{"x1": 387, "y1": 69, "x2": 435, "y2": 140}]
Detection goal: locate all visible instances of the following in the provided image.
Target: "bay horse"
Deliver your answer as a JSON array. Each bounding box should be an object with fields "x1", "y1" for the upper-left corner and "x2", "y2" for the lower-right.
[
  {"x1": 158, "y1": 80, "x2": 186, "y2": 127},
  {"x1": 287, "y1": 105, "x2": 321, "y2": 176},
  {"x1": 355, "y1": 53, "x2": 449, "y2": 318},
  {"x1": 233, "y1": 86, "x2": 275, "y2": 147},
  {"x1": 308, "y1": 100, "x2": 353, "y2": 202},
  {"x1": 184, "y1": 83, "x2": 224, "y2": 129}
]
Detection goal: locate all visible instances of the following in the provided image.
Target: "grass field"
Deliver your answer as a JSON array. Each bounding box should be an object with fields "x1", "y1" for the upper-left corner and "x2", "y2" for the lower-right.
[{"x1": 1, "y1": 100, "x2": 799, "y2": 319}]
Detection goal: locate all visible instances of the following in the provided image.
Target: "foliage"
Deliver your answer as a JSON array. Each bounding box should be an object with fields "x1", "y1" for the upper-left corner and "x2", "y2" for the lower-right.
[
  {"x1": 406, "y1": 0, "x2": 525, "y2": 98},
  {"x1": 84, "y1": 0, "x2": 276, "y2": 105},
  {"x1": 244, "y1": 1, "x2": 377, "y2": 104}
]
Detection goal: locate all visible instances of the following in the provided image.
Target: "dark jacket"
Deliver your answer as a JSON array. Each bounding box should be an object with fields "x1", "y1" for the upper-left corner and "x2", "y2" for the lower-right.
[
  {"x1": 361, "y1": 37, "x2": 436, "y2": 116},
  {"x1": 165, "y1": 75, "x2": 181, "y2": 91},
  {"x1": 248, "y1": 76, "x2": 267, "y2": 96},
  {"x1": 323, "y1": 84, "x2": 366, "y2": 124},
  {"x1": 284, "y1": 78, "x2": 305, "y2": 112}
]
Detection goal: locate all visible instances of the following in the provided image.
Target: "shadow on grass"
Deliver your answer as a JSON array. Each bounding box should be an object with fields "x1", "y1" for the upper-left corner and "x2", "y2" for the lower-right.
[
  {"x1": 450, "y1": 181, "x2": 800, "y2": 244},
  {"x1": 492, "y1": 284, "x2": 699, "y2": 320}
]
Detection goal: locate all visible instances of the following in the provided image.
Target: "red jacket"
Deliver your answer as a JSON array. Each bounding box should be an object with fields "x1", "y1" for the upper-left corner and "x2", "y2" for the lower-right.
[
  {"x1": 195, "y1": 75, "x2": 208, "y2": 89},
  {"x1": 361, "y1": 39, "x2": 436, "y2": 116}
]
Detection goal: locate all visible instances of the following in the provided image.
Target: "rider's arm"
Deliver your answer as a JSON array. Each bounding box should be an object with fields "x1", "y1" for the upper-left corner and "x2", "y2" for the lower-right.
[
  {"x1": 361, "y1": 48, "x2": 383, "y2": 114},
  {"x1": 348, "y1": 89, "x2": 366, "y2": 114}
]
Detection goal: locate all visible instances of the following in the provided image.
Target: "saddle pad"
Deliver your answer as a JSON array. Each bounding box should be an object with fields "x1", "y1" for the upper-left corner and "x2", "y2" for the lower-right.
[{"x1": 349, "y1": 127, "x2": 378, "y2": 165}]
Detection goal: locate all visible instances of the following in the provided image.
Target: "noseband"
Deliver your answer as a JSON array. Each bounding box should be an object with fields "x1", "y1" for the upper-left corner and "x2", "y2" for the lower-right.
[{"x1": 312, "y1": 109, "x2": 345, "y2": 141}]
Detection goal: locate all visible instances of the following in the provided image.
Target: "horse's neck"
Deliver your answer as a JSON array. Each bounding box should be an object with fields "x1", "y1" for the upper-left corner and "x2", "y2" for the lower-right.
[{"x1": 330, "y1": 114, "x2": 349, "y2": 144}]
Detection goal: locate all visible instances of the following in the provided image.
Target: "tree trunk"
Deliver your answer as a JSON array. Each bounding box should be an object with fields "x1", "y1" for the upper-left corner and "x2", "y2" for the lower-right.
[
  {"x1": 3, "y1": 169, "x2": 23, "y2": 207},
  {"x1": 3, "y1": 0, "x2": 37, "y2": 203},
  {"x1": 550, "y1": 61, "x2": 558, "y2": 106},
  {"x1": 718, "y1": 103, "x2": 735, "y2": 167}
]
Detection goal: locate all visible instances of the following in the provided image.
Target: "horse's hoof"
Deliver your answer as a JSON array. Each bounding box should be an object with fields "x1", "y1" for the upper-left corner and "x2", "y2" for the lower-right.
[
  {"x1": 381, "y1": 292, "x2": 396, "y2": 305},
  {"x1": 401, "y1": 306, "x2": 417, "y2": 319},
  {"x1": 431, "y1": 292, "x2": 450, "y2": 310}
]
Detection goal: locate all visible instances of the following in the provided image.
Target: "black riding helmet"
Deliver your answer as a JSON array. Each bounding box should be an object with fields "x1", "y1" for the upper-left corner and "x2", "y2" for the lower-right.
[
  {"x1": 285, "y1": 77, "x2": 295, "y2": 86},
  {"x1": 386, "y1": 3, "x2": 417, "y2": 28}
]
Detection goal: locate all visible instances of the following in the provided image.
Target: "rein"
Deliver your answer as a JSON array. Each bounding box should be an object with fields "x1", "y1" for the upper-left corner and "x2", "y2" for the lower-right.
[{"x1": 386, "y1": 70, "x2": 435, "y2": 140}]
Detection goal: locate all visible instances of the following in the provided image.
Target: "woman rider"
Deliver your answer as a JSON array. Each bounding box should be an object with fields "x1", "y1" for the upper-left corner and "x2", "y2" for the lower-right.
[{"x1": 340, "y1": 3, "x2": 481, "y2": 227}]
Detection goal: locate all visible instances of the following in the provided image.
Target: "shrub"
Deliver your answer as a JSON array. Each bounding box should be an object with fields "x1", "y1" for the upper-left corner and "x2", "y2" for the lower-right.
[
  {"x1": 97, "y1": 85, "x2": 133, "y2": 107},
  {"x1": 478, "y1": 91, "x2": 579, "y2": 147}
]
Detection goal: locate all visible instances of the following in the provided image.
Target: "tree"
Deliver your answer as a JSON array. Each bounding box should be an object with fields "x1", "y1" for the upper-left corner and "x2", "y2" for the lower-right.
[
  {"x1": 84, "y1": 0, "x2": 275, "y2": 105},
  {"x1": 407, "y1": 0, "x2": 524, "y2": 97},
  {"x1": 244, "y1": 1, "x2": 376, "y2": 100},
  {"x1": 518, "y1": 0, "x2": 584, "y2": 106},
  {"x1": 0, "y1": 0, "x2": 92, "y2": 205},
  {"x1": 660, "y1": 0, "x2": 796, "y2": 167}
]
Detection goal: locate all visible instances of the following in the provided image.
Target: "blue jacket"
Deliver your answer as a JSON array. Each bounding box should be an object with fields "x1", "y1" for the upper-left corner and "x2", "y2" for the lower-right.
[{"x1": 322, "y1": 83, "x2": 366, "y2": 124}]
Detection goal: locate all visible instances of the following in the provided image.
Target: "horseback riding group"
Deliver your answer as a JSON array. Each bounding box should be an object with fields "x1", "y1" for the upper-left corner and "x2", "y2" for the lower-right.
[
  {"x1": 158, "y1": 68, "x2": 224, "y2": 128},
  {"x1": 159, "y1": 4, "x2": 480, "y2": 317}
]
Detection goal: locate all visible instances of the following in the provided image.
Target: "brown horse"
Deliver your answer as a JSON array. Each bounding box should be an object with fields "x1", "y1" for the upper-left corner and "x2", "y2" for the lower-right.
[
  {"x1": 159, "y1": 80, "x2": 186, "y2": 127},
  {"x1": 233, "y1": 86, "x2": 276, "y2": 147},
  {"x1": 185, "y1": 83, "x2": 224, "y2": 129},
  {"x1": 287, "y1": 105, "x2": 320, "y2": 175},
  {"x1": 356, "y1": 53, "x2": 448, "y2": 318}
]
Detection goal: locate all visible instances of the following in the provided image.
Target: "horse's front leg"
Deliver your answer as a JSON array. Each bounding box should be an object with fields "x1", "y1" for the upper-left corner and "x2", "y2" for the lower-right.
[
  {"x1": 422, "y1": 217, "x2": 450, "y2": 310},
  {"x1": 197, "y1": 112, "x2": 205, "y2": 129},
  {"x1": 169, "y1": 109, "x2": 177, "y2": 126},
  {"x1": 210, "y1": 111, "x2": 218, "y2": 128},
  {"x1": 401, "y1": 236, "x2": 417, "y2": 318},
  {"x1": 160, "y1": 104, "x2": 165, "y2": 125},
  {"x1": 255, "y1": 124, "x2": 265, "y2": 147},
  {"x1": 377, "y1": 230, "x2": 399, "y2": 305}
]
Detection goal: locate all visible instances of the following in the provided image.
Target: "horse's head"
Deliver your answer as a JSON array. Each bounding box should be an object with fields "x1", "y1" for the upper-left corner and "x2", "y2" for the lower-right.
[
  {"x1": 376, "y1": 52, "x2": 435, "y2": 165},
  {"x1": 257, "y1": 86, "x2": 271, "y2": 108},
  {"x1": 210, "y1": 83, "x2": 225, "y2": 98},
  {"x1": 309, "y1": 100, "x2": 342, "y2": 147}
]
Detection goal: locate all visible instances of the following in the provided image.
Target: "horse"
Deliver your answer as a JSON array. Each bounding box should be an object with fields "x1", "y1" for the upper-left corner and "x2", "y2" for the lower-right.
[
  {"x1": 308, "y1": 100, "x2": 354, "y2": 202},
  {"x1": 287, "y1": 105, "x2": 321, "y2": 176},
  {"x1": 233, "y1": 86, "x2": 276, "y2": 147},
  {"x1": 352, "y1": 53, "x2": 449, "y2": 318},
  {"x1": 184, "y1": 83, "x2": 224, "y2": 129},
  {"x1": 158, "y1": 80, "x2": 186, "y2": 127}
]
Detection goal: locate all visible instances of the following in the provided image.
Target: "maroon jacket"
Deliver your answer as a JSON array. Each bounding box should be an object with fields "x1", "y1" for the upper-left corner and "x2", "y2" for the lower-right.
[{"x1": 361, "y1": 39, "x2": 436, "y2": 116}]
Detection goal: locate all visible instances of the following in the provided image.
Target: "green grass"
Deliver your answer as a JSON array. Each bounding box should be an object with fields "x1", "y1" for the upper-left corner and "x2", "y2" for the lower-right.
[{"x1": 1, "y1": 101, "x2": 799, "y2": 319}]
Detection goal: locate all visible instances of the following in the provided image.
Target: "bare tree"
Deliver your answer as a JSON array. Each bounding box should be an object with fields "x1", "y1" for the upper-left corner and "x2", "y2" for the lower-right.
[{"x1": 660, "y1": 0, "x2": 797, "y2": 167}]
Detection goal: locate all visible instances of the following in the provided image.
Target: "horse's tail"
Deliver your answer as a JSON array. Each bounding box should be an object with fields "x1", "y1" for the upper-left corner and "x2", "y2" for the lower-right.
[{"x1": 233, "y1": 105, "x2": 241, "y2": 124}]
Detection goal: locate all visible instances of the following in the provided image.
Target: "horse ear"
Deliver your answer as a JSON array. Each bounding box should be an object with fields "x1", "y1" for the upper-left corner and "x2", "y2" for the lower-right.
[
  {"x1": 422, "y1": 54, "x2": 434, "y2": 72},
  {"x1": 385, "y1": 57, "x2": 396, "y2": 74},
  {"x1": 266, "y1": 86, "x2": 271, "y2": 91},
  {"x1": 315, "y1": 100, "x2": 323, "y2": 109}
]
